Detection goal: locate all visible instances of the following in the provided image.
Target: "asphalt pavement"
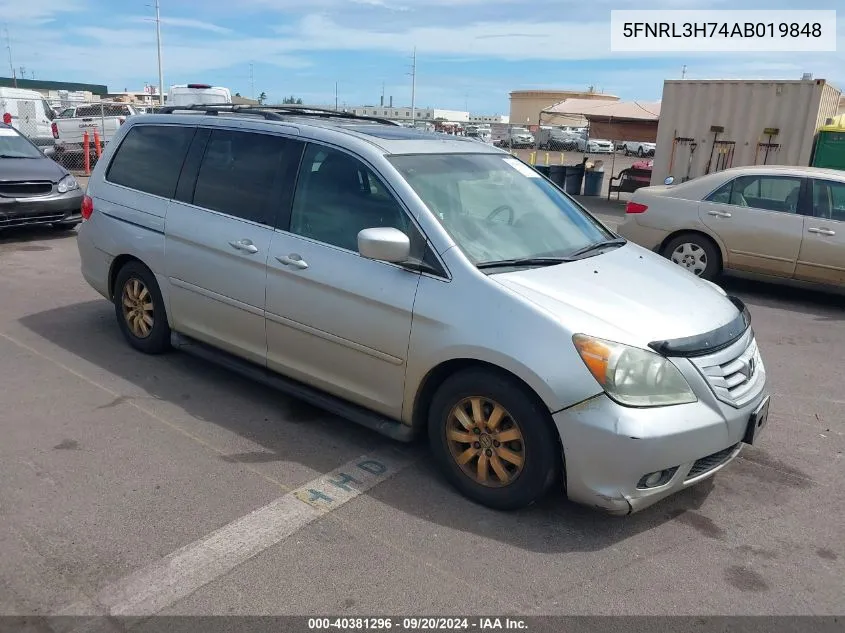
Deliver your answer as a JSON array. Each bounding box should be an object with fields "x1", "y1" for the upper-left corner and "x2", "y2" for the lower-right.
[{"x1": 0, "y1": 216, "x2": 842, "y2": 623}]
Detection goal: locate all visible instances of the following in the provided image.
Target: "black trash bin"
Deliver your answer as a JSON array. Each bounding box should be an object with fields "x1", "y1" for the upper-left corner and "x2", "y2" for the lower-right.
[
  {"x1": 534, "y1": 165, "x2": 551, "y2": 178},
  {"x1": 549, "y1": 165, "x2": 567, "y2": 187},
  {"x1": 564, "y1": 165, "x2": 585, "y2": 195}
]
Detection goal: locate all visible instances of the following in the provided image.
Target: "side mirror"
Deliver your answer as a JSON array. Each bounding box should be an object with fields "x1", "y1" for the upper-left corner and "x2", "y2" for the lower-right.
[
  {"x1": 664, "y1": 176, "x2": 675, "y2": 185},
  {"x1": 358, "y1": 227, "x2": 411, "y2": 263}
]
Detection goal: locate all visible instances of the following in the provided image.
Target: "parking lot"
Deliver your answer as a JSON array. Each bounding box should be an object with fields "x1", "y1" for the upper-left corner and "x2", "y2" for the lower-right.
[{"x1": 0, "y1": 212, "x2": 843, "y2": 620}]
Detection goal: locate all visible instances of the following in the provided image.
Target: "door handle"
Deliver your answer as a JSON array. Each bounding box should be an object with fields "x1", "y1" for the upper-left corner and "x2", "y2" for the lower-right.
[
  {"x1": 808, "y1": 227, "x2": 836, "y2": 236},
  {"x1": 276, "y1": 254, "x2": 309, "y2": 270},
  {"x1": 228, "y1": 239, "x2": 259, "y2": 254},
  {"x1": 707, "y1": 210, "x2": 732, "y2": 218}
]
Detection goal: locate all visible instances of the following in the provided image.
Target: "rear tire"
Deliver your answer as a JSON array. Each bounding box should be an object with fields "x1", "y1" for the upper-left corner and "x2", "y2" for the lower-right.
[
  {"x1": 113, "y1": 261, "x2": 171, "y2": 355},
  {"x1": 662, "y1": 233, "x2": 721, "y2": 281},
  {"x1": 428, "y1": 368, "x2": 560, "y2": 510}
]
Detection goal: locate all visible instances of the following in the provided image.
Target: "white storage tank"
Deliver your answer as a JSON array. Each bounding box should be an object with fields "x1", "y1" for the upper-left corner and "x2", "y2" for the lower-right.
[{"x1": 651, "y1": 78, "x2": 842, "y2": 185}]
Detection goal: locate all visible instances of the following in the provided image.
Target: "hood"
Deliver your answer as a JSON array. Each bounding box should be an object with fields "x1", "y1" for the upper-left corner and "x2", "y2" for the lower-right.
[
  {"x1": 0, "y1": 155, "x2": 67, "y2": 183},
  {"x1": 493, "y1": 243, "x2": 740, "y2": 348}
]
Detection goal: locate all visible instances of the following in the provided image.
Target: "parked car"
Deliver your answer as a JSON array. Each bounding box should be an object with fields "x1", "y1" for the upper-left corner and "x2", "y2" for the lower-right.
[
  {"x1": 0, "y1": 87, "x2": 57, "y2": 153},
  {"x1": 536, "y1": 128, "x2": 579, "y2": 151},
  {"x1": 0, "y1": 123, "x2": 84, "y2": 230},
  {"x1": 575, "y1": 137, "x2": 614, "y2": 153},
  {"x1": 617, "y1": 165, "x2": 845, "y2": 287},
  {"x1": 622, "y1": 141, "x2": 656, "y2": 157},
  {"x1": 504, "y1": 126, "x2": 535, "y2": 149},
  {"x1": 76, "y1": 107, "x2": 770, "y2": 515}
]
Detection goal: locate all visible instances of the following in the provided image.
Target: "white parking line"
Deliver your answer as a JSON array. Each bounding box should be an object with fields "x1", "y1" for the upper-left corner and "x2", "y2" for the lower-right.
[{"x1": 53, "y1": 449, "x2": 414, "y2": 624}]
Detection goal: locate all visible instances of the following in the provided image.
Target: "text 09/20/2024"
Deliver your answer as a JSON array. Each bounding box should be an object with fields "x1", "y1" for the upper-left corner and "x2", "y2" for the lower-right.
[{"x1": 308, "y1": 618, "x2": 528, "y2": 631}]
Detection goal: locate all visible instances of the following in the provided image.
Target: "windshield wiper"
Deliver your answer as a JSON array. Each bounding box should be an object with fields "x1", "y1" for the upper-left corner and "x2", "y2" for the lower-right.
[
  {"x1": 565, "y1": 237, "x2": 627, "y2": 259},
  {"x1": 476, "y1": 257, "x2": 574, "y2": 270}
]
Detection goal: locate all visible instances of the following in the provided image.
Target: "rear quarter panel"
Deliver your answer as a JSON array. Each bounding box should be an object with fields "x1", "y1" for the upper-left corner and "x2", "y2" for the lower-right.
[
  {"x1": 82, "y1": 123, "x2": 170, "y2": 314},
  {"x1": 623, "y1": 188, "x2": 729, "y2": 262}
]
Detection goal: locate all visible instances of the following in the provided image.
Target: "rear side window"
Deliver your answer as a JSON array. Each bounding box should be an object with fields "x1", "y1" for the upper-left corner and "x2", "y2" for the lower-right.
[
  {"x1": 106, "y1": 125, "x2": 195, "y2": 198},
  {"x1": 192, "y1": 129, "x2": 299, "y2": 226}
]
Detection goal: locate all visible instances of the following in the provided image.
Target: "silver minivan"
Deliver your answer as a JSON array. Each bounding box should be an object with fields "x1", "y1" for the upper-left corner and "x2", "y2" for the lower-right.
[{"x1": 77, "y1": 105, "x2": 770, "y2": 515}]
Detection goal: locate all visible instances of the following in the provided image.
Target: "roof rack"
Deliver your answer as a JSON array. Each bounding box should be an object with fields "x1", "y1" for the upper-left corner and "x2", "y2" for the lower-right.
[{"x1": 155, "y1": 103, "x2": 402, "y2": 126}]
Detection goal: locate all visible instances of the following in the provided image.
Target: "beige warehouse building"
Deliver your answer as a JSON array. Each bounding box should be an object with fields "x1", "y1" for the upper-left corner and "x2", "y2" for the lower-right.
[{"x1": 510, "y1": 89, "x2": 620, "y2": 126}]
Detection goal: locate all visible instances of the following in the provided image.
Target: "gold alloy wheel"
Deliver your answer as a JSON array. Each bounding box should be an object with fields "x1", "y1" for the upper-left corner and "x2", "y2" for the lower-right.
[
  {"x1": 121, "y1": 278, "x2": 154, "y2": 339},
  {"x1": 445, "y1": 397, "x2": 525, "y2": 487}
]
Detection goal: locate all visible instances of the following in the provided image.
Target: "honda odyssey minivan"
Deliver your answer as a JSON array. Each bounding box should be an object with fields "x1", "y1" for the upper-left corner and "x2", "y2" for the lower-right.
[{"x1": 76, "y1": 104, "x2": 770, "y2": 515}]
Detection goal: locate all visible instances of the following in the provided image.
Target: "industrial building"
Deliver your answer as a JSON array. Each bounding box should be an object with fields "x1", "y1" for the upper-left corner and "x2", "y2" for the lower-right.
[
  {"x1": 0, "y1": 77, "x2": 108, "y2": 107},
  {"x1": 509, "y1": 89, "x2": 619, "y2": 126}
]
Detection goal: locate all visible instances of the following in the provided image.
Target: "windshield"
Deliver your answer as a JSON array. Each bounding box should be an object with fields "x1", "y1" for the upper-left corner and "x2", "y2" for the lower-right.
[
  {"x1": 388, "y1": 153, "x2": 613, "y2": 266},
  {"x1": 0, "y1": 128, "x2": 43, "y2": 158}
]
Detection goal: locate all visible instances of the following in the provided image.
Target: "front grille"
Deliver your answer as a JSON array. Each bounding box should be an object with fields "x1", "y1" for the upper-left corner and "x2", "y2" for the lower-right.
[
  {"x1": 686, "y1": 444, "x2": 739, "y2": 480},
  {"x1": 690, "y1": 329, "x2": 765, "y2": 408},
  {"x1": 0, "y1": 181, "x2": 53, "y2": 197},
  {"x1": 0, "y1": 211, "x2": 66, "y2": 227}
]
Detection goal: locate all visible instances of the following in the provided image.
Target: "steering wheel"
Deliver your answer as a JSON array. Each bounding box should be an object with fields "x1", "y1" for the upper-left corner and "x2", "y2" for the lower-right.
[{"x1": 487, "y1": 204, "x2": 515, "y2": 224}]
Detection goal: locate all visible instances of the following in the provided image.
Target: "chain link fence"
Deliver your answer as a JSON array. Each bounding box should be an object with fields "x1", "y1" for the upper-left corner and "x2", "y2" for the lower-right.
[{"x1": 0, "y1": 96, "x2": 153, "y2": 175}]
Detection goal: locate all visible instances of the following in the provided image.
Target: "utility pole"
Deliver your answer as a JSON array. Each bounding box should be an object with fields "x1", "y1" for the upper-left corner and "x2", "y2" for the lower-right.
[
  {"x1": 154, "y1": 0, "x2": 164, "y2": 105},
  {"x1": 335, "y1": 82, "x2": 338, "y2": 111},
  {"x1": 682, "y1": 64, "x2": 687, "y2": 79},
  {"x1": 408, "y1": 47, "x2": 417, "y2": 125},
  {"x1": 249, "y1": 63, "x2": 255, "y2": 100},
  {"x1": 4, "y1": 24, "x2": 16, "y2": 88}
]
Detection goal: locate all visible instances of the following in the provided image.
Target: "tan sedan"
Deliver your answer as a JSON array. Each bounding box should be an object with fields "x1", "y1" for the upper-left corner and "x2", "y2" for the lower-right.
[{"x1": 617, "y1": 165, "x2": 845, "y2": 287}]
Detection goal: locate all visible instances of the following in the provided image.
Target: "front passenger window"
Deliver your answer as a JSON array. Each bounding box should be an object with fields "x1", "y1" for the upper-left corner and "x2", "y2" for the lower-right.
[{"x1": 290, "y1": 144, "x2": 411, "y2": 253}]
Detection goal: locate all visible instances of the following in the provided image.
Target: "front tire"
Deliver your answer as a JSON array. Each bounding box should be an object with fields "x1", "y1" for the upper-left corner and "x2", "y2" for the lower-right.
[
  {"x1": 113, "y1": 261, "x2": 171, "y2": 354},
  {"x1": 662, "y1": 233, "x2": 721, "y2": 281},
  {"x1": 428, "y1": 368, "x2": 560, "y2": 510}
]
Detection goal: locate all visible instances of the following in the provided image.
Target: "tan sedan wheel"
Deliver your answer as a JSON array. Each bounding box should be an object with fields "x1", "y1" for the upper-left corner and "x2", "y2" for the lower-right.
[
  {"x1": 429, "y1": 368, "x2": 560, "y2": 510},
  {"x1": 662, "y1": 233, "x2": 721, "y2": 281},
  {"x1": 446, "y1": 397, "x2": 525, "y2": 488}
]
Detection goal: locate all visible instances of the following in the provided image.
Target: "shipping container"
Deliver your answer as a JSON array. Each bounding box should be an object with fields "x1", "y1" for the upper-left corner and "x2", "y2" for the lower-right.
[{"x1": 651, "y1": 79, "x2": 842, "y2": 185}]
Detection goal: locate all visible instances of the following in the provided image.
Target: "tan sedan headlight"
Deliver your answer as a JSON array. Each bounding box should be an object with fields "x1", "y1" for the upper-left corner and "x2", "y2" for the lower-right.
[{"x1": 573, "y1": 334, "x2": 697, "y2": 407}]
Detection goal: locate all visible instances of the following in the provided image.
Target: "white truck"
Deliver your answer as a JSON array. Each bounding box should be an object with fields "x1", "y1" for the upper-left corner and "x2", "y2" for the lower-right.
[
  {"x1": 167, "y1": 84, "x2": 232, "y2": 107},
  {"x1": 52, "y1": 102, "x2": 142, "y2": 165},
  {"x1": 621, "y1": 140, "x2": 656, "y2": 157}
]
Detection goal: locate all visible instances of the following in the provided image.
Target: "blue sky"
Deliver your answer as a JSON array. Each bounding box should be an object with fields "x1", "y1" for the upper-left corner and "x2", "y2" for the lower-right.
[{"x1": 2, "y1": 0, "x2": 842, "y2": 113}]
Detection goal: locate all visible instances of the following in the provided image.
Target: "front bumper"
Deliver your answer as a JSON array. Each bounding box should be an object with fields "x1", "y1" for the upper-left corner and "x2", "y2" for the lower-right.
[
  {"x1": 553, "y1": 335, "x2": 769, "y2": 515},
  {"x1": 0, "y1": 189, "x2": 84, "y2": 229}
]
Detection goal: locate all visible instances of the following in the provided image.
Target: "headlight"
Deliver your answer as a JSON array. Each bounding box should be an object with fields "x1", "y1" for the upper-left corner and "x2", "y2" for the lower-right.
[
  {"x1": 573, "y1": 334, "x2": 697, "y2": 407},
  {"x1": 57, "y1": 174, "x2": 79, "y2": 193}
]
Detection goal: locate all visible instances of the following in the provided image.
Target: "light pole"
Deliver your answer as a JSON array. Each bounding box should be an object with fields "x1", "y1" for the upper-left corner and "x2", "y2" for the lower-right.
[
  {"x1": 155, "y1": 0, "x2": 164, "y2": 105},
  {"x1": 408, "y1": 47, "x2": 417, "y2": 125}
]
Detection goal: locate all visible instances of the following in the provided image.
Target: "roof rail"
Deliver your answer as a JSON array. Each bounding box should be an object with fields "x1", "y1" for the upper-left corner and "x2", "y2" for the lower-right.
[{"x1": 155, "y1": 103, "x2": 402, "y2": 126}]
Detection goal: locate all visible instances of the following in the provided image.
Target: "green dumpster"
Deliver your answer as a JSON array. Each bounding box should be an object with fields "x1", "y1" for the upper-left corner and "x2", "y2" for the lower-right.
[{"x1": 812, "y1": 120, "x2": 845, "y2": 171}]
